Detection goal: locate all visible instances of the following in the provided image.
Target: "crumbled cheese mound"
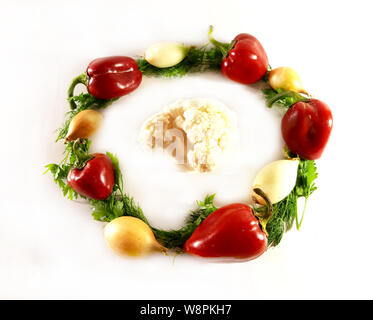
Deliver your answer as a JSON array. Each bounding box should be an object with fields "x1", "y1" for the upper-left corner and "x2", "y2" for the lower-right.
[{"x1": 139, "y1": 98, "x2": 237, "y2": 172}]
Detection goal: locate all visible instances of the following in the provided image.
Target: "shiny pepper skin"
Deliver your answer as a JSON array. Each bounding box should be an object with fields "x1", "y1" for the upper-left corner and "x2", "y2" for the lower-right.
[
  {"x1": 221, "y1": 33, "x2": 269, "y2": 84},
  {"x1": 87, "y1": 56, "x2": 142, "y2": 100},
  {"x1": 67, "y1": 153, "x2": 115, "y2": 200},
  {"x1": 184, "y1": 203, "x2": 267, "y2": 260},
  {"x1": 281, "y1": 99, "x2": 333, "y2": 160}
]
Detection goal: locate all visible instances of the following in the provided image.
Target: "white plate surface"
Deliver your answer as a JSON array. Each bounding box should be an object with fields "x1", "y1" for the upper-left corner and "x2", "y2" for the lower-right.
[{"x1": 1, "y1": 0, "x2": 373, "y2": 300}]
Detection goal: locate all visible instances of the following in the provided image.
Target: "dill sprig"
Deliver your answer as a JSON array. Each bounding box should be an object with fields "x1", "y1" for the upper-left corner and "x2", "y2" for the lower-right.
[
  {"x1": 152, "y1": 195, "x2": 217, "y2": 249},
  {"x1": 136, "y1": 46, "x2": 223, "y2": 78},
  {"x1": 266, "y1": 190, "x2": 298, "y2": 246}
]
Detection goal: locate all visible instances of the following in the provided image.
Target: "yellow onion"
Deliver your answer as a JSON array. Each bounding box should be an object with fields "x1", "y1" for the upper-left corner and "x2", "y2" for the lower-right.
[
  {"x1": 64, "y1": 110, "x2": 102, "y2": 142},
  {"x1": 104, "y1": 216, "x2": 167, "y2": 257},
  {"x1": 252, "y1": 159, "x2": 299, "y2": 205},
  {"x1": 268, "y1": 67, "x2": 308, "y2": 94},
  {"x1": 144, "y1": 42, "x2": 189, "y2": 68}
]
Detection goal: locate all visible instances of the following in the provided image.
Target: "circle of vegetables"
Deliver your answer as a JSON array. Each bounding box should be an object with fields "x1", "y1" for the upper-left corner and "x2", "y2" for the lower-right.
[{"x1": 45, "y1": 26, "x2": 326, "y2": 256}]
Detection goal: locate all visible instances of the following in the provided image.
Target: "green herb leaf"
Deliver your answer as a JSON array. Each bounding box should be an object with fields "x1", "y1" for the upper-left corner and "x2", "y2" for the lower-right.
[
  {"x1": 44, "y1": 163, "x2": 79, "y2": 200},
  {"x1": 106, "y1": 152, "x2": 124, "y2": 194},
  {"x1": 266, "y1": 190, "x2": 297, "y2": 247},
  {"x1": 266, "y1": 159, "x2": 318, "y2": 247},
  {"x1": 90, "y1": 195, "x2": 125, "y2": 222},
  {"x1": 90, "y1": 193, "x2": 150, "y2": 225},
  {"x1": 44, "y1": 139, "x2": 92, "y2": 200},
  {"x1": 295, "y1": 160, "x2": 318, "y2": 199},
  {"x1": 295, "y1": 160, "x2": 318, "y2": 229}
]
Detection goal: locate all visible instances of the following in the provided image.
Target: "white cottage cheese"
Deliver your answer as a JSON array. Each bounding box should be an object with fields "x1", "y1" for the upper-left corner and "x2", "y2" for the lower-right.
[{"x1": 139, "y1": 98, "x2": 237, "y2": 172}]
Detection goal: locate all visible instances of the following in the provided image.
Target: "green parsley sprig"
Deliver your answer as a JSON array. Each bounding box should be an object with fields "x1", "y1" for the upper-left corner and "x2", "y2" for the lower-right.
[{"x1": 44, "y1": 139, "x2": 91, "y2": 200}]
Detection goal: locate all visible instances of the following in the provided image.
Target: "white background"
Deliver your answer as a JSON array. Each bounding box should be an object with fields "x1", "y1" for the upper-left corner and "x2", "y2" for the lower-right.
[{"x1": 1, "y1": 0, "x2": 372, "y2": 299}]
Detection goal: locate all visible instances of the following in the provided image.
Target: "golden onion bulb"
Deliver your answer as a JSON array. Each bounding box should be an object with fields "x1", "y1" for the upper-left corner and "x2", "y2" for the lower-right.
[
  {"x1": 64, "y1": 109, "x2": 102, "y2": 142},
  {"x1": 268, "y1": 67, "x2": 308, "y2": 94},
  {"x1": 104, "y1": 216, "x2": 167, "y2": 257}
]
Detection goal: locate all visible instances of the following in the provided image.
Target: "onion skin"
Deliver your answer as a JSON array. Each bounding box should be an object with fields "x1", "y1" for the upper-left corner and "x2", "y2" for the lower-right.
[
  {"x1": 104, "y1": 216, "x2": 167, "y2": 257},
  {"x1": 268, "y1": 67, "x2": 308, "y2": 94},
  {"x1": 144, "y1": 42, "x2": 189, "y2": 68},
  {"x1": 252, "y1": 159, "x2": 299, "y2": 205},
  {"x1": 64, "y1": 110, "x2": 102, "y2": 142}
]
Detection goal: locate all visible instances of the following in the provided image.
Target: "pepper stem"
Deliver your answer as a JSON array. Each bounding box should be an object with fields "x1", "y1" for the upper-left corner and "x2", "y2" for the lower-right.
[
  {"x1": 68, "y1": 73, "x2": 88, "y2": 110},
  {"x1": 208, "y1": 25, "x2": 235, "y2": 58},
  {"x1": 266, "y1": 90, "x2": 309, "y2": 109},
  {"x1": 72, "y1": 139, "x2": 93, "y2": 169}
]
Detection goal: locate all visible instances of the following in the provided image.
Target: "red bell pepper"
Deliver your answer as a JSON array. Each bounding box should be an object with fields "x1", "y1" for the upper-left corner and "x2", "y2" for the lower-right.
[
  {"x1": 68, "y1": 56, "x2": 142, "y2": 108},
  {"x1": 209, "y1": 27, "x2": 269, "y2": 84},
  {"x1": 87, "y1": 56, "x2": 142, "y2": 100},
  {"x1": 67, "y1": 153, "x2": 115, "y2": 200},
  {"x1": 184, "y1": 203, "x2": 267, "y2": 260},
  {"x1": 281, "y1": 99, "x2": 333, "y2": 160}
]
